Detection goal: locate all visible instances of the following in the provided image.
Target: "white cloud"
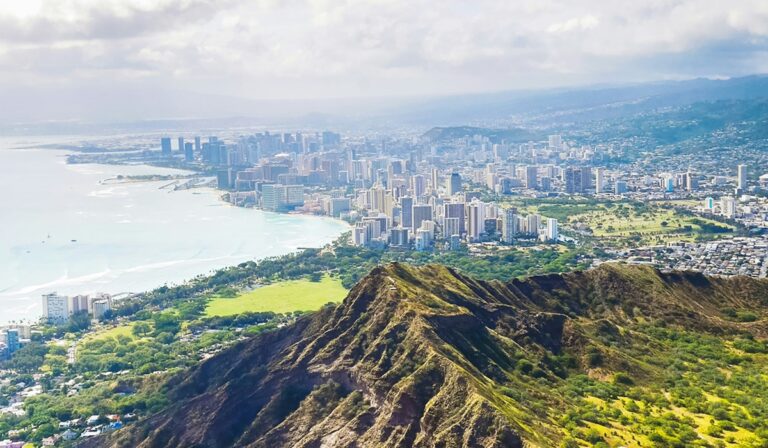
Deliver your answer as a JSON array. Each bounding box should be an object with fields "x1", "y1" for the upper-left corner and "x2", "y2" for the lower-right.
[
  {"x1": 0, "y1": 0, "x2": 766, "y2": 100},
  {"x1": 547, "y1": 15, "x2": 600, "y2": 33}
]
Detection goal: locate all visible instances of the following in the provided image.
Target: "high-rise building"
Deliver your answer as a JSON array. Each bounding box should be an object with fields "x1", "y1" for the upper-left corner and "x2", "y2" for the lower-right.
[
  {"x1": 738, "y1": 164, "x2": 748, "y2": 190},
  {"x1": 721, "y1": 196, "x2": 737, "y2": 218},
  {"x1": 527, "y1": 214, "x2": 542, "y2": 236},
  {"x1": 69, "y1": 295, "x2": 89, "y2": 315},
  {"x1": 160, "y1": 137, "x2": 172, "y2": 157},
  {"x1": 430, "y1": 168, "x2": 439, "y2": 193},
  {"x1": 564, "y1": 167, "x2": 576, "y2": 194},
  {"x1": 329, "y1": 198, "x2": 351, "y2": 217},
  {"x1": 415, "y1": 228, "x2": 432, "y2": 251},
  {"x1": 548, "y1": 134, "x2": 562, "y2": 150},
  {"x1": 501, "y1": 208, "x2": 518, "y2": 243},
  {"x1": 525, "y1": 166, "x2": 538, "y2": 189},
  {"x1": 663, "y1": 176, "x2": 675, "y2": 192},
  {"x1": 595, "y1": 168, "x2": 605, "y2": 194},
  {"x1": 177, "y1": 137, "x2": 184, "y2": 153},
  {"x1": 545, "y1": 218, "x2": 558, "y2": 242},
  {"x1": 261, "y1": 184, "x2": 281, "y2": 212},
  {"x1": 615, "y1": 180, "x2": 628, "y2": 194},
  {"x1": 444, "y1": 202, "x2": 466, "y2": 235},
  {"x1": 194, "y1": 136, "x2": 201, "y2": 152},
  {"x1": 389, "y1": 227, "x2": 410, "y2": 247},
  {"x1": 3, "y1": 329, "x2": 20, "y2": 355},
  {"x1": 443, "y1": 217, "x2": 461, "y2": 239},
  {"x1": 42, "y1": 293, "x2": 69, "y2": 324},
  {"x1": 468, "y1": 201, "x2": 485, "y2": 242},
  {"x1": 412, "y1": 205, "x2": 433, "y2": 232},
  {"x1": 352, "y1": 225, "x2": 368, "y2": 247},
  {"x1": 184, "y1": 142, "x2": 194, "y2": 162},
  {"x1": 411, "y1": 175, "x2": 426, "y2": 198},
  {"x1": 370, "y1": 184, "x2": 387, "y2": 212},
  {"x1": 284, "y1": 185, "x2": 304, "y2": 207},
  {"x1": 92, "y1": 299, "x2": 111, "y2": 320},
  {"x1": 580, "y1": 167, "x2": 592, "y2": 194},
  {"x1": 448, "y1": 172, "x2": 462, "y2": 195},
  {"x1": 217, "y1": 169, "x2": 234, "y2": 190},
  {"x1": 685, "y1": 170, "x2": 697, "y2": 191},
  {"x1": 449, "y1": 234, "x2": 462, "y2": 251},
  {"x1": 540, "y1": 176, "x2": 551, "y2": 192},
  {"x1": 400, "y1": 197, "x2": 414, "y2": 228}
]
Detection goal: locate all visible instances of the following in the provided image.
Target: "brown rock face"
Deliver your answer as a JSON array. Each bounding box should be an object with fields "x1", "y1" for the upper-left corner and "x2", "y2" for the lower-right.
[{"x1": 83, "y1": 263, "x2": 768, "y2": 448}]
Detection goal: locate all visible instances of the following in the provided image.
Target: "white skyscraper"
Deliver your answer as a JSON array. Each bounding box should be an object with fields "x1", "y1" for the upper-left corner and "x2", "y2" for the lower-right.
[
  {"x1": 721, "y1": 196, "x2": 737, "y2": 218},
  {"x1": 738, "y1": 164, "x2": 747, "y2": 190},
  {"x1": 430, "y1": 168, "x2": 439, "y2": 193},
  {"x1": 501, "y1": 208, "x2": 518, "y2": 243},
  {"x1": 545, "y1": 218, "x2": 558, "y2": 241},
  {"x1": 595, "y1": 168, "x2": 605, "y2": 194},
  {"x1": 42, "y1": 293, "x2": 69, "y2": 324},
  {"x1": 527, "y1": 214, "x2": 541, "y2": 236},
  {"x1": 468, "y1": 201, "x2": 485, "y2": 242},
  {"x1": 548, "y1": 134, "x2": 562, "y2": 150}
]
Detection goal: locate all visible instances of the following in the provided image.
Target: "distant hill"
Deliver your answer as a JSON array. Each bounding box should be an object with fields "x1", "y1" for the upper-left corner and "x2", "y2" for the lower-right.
[
  {"x1": 4, "y1": 75, "x2": 768, "y2": 133},
  {"x1": 395, "y1": 75, "x2": 768, "y2": 126},
  {"x1": 421, "y1": 126, "x2": 537, "y2": 143},
  {"x1": 83, "y1": 263, "x2": 768, "y2": 447}
]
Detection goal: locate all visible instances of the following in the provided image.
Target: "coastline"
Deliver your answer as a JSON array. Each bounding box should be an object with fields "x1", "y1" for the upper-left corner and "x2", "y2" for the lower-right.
[{"x1": 0, "y1": 147, "x2": 350, "y2": 324}]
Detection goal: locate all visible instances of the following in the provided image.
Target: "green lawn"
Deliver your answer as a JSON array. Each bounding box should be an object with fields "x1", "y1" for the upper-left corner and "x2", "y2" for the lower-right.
[
  {"x1": 205, "y1": 275, "x2": 348, "y2": 316},
  {"x1": 82, "y1": 323, "x2": 136, "y2": 342}
]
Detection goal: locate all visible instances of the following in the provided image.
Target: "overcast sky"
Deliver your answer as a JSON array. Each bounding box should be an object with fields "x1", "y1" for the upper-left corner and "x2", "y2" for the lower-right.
[{"x1": 0, "y1": 0, "x2": 767, "y2": 102}]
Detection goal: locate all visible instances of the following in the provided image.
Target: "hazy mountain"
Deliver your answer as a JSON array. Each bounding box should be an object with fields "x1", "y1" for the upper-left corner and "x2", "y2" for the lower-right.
[
  {"x1": 82, "y1": 263, "x2": 768, "y2": 448},
  {"x1": 4, "y1": 75, "x2": 768, "y2": 134}
]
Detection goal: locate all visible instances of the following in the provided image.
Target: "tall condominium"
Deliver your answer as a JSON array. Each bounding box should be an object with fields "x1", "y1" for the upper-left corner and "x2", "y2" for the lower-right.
[
  {"x1": 595, "y1": 168, "x2": 604, "y2": 194},
  {"x1": 400, "y1": 197, "x2": 414, "y2": 229},
  {"x1": 411, "y1": 175, "x2": 426, "y2": 198},
  {"x1": 501, "y1": 208, "x2": 518, "y2": 243},
  {"x1": 467, "y1": 201, "x2": 485, "y2": 242},
  {"x1": 412, "y1": 204, "x2": 433, "y2": 232},
  {"x1": 548, "y1": 134, "x2": 562, "y2": 150},
  {"x1": 448, "y1": 172, "x2": 462, "y2": 195},
  {"x1": 525, "y1": 166, "x2": 538, "y2": 189},
  {"x1": 444, "y1": 202, "x2": 466, "y2": 235},
  {"x1": 160, "y1": 137, "x2": 172, "y2": 157},
  {"x1": 565, "y1": 167, "x2": 591, "y2": 194},
  {"x1": 545, "y1": 218, "x2": 558, "y2": 241},
  {"x1": 42, "y1": 292, "x2": 69, "y2": 324},
  {"x1": 738, "y1": 164, "x2": 747, "y2": 190}
]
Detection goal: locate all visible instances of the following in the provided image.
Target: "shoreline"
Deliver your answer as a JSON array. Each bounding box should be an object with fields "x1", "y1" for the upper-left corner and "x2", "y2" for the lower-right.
[{"x1": 1, "y1": 151, "x2": 350, "y2": 324}]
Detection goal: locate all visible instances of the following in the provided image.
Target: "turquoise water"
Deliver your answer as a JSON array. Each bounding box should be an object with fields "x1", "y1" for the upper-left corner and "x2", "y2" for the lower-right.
[{"x1": 0, "y1": 138, "x2": 348, "y2": 323}]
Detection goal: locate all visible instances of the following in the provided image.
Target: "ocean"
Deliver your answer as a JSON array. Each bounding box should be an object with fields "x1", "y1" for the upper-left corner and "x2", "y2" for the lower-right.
[{"x1": 0, "y1": 137, "x2": 349, "y2": 323}]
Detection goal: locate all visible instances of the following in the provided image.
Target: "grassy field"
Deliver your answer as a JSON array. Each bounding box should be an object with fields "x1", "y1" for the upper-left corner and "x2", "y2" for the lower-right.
[
  {"x1": 205, "y1": 275, "x2": 348, "y2": 317},
  {"x1": 568, "y1": 203, "x2": 734, "y2": 245},
  {"x1": 81, "y1": 323, "x2": 136, "y2": 342}
]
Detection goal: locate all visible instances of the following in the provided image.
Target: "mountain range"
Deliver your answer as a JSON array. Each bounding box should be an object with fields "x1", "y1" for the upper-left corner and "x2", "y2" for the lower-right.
[{"x1": 4, "y1": 75, "x2": 768, "y2": 134}]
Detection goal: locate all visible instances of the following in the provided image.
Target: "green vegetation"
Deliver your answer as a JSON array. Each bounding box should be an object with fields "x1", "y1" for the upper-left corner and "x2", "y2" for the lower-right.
[
  {"x1": 518, "y1": 198, "x2": 735, "y2": 247},
  {"x1": 96, "y1": 263, "x2": 768, "y2": 448},
  {"x1": 0, "y1": 239, "x2": 593, "y2": 444},
  {"x1": 205, "y1": 275, "x2": 347, "y2": 316}
]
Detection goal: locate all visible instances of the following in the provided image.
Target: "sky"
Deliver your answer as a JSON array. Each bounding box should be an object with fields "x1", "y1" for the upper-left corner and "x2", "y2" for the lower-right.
[{"x1": 0, "y1": 0, "x2": 767, "y2": 121}]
